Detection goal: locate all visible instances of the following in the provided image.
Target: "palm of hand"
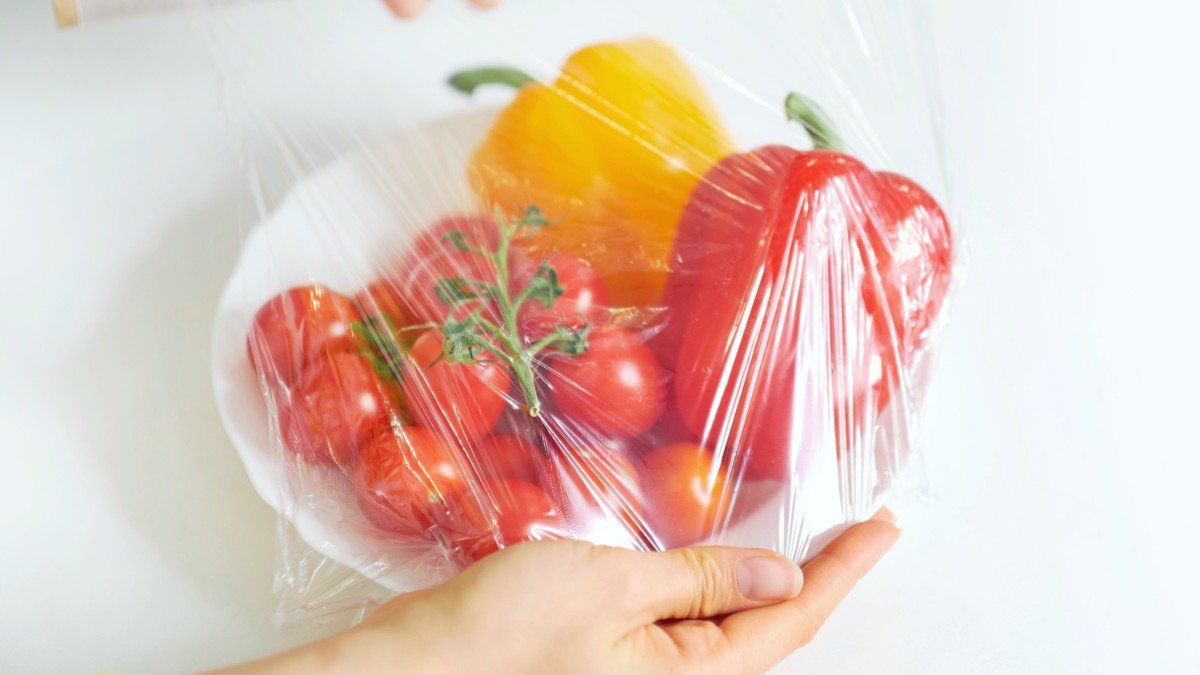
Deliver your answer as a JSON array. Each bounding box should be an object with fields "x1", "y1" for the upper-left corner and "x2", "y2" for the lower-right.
[{"x1": 361, "y1": 513, "x2": 898, "y2": 674}]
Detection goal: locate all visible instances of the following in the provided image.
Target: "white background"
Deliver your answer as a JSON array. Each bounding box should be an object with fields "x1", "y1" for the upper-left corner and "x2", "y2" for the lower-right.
[{"x1": 2, "y1": 0, "x2": 1198, "y2": 673}]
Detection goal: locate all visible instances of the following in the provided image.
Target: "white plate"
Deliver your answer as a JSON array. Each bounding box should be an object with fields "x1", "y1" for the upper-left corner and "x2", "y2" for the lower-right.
[{"x1": 211, "y1": 108, "x2": 884, "y2": 594}]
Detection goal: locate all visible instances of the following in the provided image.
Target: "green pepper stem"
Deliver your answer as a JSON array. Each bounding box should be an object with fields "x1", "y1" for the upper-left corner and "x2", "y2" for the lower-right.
[
  {"x1": 447, "y1": 67, "x2": 536, "y2": 95},
  {"x1": 784, "y1": 92, "x2": 845, "y2": 152}
]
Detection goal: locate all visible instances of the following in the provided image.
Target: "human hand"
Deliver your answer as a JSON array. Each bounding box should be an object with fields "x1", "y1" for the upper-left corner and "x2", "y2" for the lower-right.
[
  {"x1": 217, "y1": 510, "x2": 899, "y2": 674},
  {"x1": 384, "y1": 0, "x2": 502, "y2": 19}
]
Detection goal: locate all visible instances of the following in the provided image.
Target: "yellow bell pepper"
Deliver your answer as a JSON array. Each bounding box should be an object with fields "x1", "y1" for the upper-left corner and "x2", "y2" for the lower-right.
[{"x1": 449, "y1": 38, "x2": 735, "y2": 308}]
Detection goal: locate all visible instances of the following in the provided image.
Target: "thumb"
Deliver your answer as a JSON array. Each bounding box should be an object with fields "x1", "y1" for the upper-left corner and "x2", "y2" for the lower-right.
[{"x1": 632, "y1": 547, "x2": 804, "y2": 621}]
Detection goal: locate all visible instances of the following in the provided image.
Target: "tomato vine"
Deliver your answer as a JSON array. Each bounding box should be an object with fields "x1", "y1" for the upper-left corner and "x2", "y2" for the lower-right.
[{"x1": 433, "y1": 206, "x2": 590, "y2": 417}]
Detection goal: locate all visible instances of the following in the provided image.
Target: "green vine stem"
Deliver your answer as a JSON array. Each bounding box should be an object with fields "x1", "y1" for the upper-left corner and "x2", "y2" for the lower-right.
[
  {"x1": 435, "y1": 206, "x2": 588, "y2": 417},
  {"x1": 784, "y1": 92, "x2": 845, "y2": 152}
]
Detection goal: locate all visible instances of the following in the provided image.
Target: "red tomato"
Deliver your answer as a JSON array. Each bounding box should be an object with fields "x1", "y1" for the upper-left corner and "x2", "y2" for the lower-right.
[
  {"x1": 353, "y1": 427, "x2": 474, "y2": 538},
  {"x1": 385, "y1": 214, "x2": 504, "y2": 326},
  {"x1": 389, "y1": 247, "x2": 500, "y2": 325},
  {"x1": 455, "y1": 479, "x2": 565, "y2": 564},
  {"x1": 541, "y1": 442, "x2": 646, "y2": 546},
  {"x1": 511, "y1": 253, "x2": 610, "y2": 340},
  {"x1": 278, "y1": 352, "x2": 393, "y2": 469},
  {"x1": 546, "y1": 327, "x2": 666, "y2": 439},
  {"x1": 246, "y1": 285, "x2": 360, "y2": 387},
  {"x1": 354, "y1": 276, "x2": 415, "y2": 329},
  {"x1": 474, "y1": 434, "x2": 544, "y2": 484},
  {"x1": 639, "y1": 443, "x2": 731, "y2": 549},
  {"x1": 406, "y1": 213, "x2": 499, "y2": 265},
  {"x1": 402, "y1": 329, "x2": 511, "y2": 445}
]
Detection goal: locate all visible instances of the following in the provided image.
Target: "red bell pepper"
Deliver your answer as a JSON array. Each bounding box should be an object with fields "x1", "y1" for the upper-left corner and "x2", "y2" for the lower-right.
[{"x1": 657, "y1": 94, "x2": 953, "y2": 481}]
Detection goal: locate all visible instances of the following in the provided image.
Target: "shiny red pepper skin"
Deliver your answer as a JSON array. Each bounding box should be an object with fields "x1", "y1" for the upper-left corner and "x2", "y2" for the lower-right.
[
  {"x1": 869, "y1": 172, "x2": 954, "y2": 359},
  {"x1": 659, "y1": 147, "x2": 952, "y2": 481},
  {"x1": 652, "y1": 145, "x2": 799, "y2": 373}
]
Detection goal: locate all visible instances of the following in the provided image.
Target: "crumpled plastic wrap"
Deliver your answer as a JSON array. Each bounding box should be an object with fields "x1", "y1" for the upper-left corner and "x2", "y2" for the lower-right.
[{"x1": 207, "y1": 0, "x2": 958, "y2": 626}]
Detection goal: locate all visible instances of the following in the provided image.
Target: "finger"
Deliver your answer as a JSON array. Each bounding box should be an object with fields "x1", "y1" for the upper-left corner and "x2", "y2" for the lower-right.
[
  {"x1": 362, "y1": 587, "x2": 438, "y2": 626},
  {"x1": 718, "y1": 511, "x2": 900, "y2": 669},
  {"x1": 626, "y1": 546, "x2": 804, "y2": 622},
  {"x1": 383, "y1": 0, "x2": 429, "y2": 18},
  {"x1": 873, "y1": 506, "x2": 897, "y2": 524},
  {"x1": 469, "y1": 0, "x2": 503, "y2": 8}
]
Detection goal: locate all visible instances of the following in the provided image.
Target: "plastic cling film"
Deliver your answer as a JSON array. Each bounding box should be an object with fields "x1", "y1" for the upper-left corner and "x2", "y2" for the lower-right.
[{"x1": 206, "y1": 0, "x2": 959, "y2": 626}]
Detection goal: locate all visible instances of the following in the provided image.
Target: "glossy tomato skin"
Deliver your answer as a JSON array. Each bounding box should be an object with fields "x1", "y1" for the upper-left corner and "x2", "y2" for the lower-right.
[
  {"x1": 353, "y1": 427, "x2": 473, "y2": 538},
  {"x1": 473, "y1": 434, "x2": 544, "y2": 484},
  {"x1": 406, "y1": 213, "x2": 499, "y2": 266},
  {"x1": 403, "y1": 329, "x2": 511, "y2": 445},
  {"x1": 454, "y1": 479, "x2": 565, "y2": 565},
  {"x1": 353, "y1": 214, "x2": 499, "y2": 327},
  {"x1": 546, "y1": 327, "x2": 666, "y2": 440},
  {"x1": 396, "y1": 247, "x2": 500, "y2": 325},
  {"x1": 541, "y1": 441, "x2": 646, "y2": 546},
  {"x1": 639, "y1": 443, "x2": 730, "y2": 549},
  {"x1": 354, "y1": 276, "x2": 415, "y2": 330},
  {"x1": 247, "y1": 285, "x2": 361, "y2": 387},
  {"x1": 279, "y1": 352, "x2": 393, "y2": 469},
  {"x1": 511, "y1": 253, "x2": 610, "y2": 341}
]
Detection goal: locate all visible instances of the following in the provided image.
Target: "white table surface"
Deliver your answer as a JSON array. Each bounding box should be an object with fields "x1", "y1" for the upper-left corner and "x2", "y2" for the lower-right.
[{"x1": 2, "y1": 0, "x2": 1198, "y2": 672}]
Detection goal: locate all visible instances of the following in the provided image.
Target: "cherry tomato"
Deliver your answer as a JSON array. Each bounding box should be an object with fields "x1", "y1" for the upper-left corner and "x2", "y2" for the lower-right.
[
  {"x1": 354, "y1": 276, "x2": 415, "y2": 330},
  {"x1": 546, "y1": 327, "x2": 666, "y2": 439},
  {"x1": 511, "y1": 253, "x2": 610, "y2": 341},
  {"x1": 402, "y1": 329, "x2": 511, "y2": 445},
  {"x1": 382, "y1": 246, "x2": 497, "y2": 326},
  {"x1": 278, "y1": 352, "x2": 393, "y2": 469},
  {"x1": 246, "y1": 285, "x2": 360, "y2": 387},
  {"x1": 639, "y1": 443, "x2": 730, "y2": 548},
  {"x1": 611, "y1": 386, "x2": 700, "y2": 457},
  {"x1": 541, "y1": 442, "x2": 646, "y2": 547},
  {"x1": 474, "y1": 434, "x2": 544, "y2": 484},
  {"x1": 405, "y1": 213, "x2": 499, "y2": 265},
  {"x1": 455, "y1": 479, "x2": 564, "y2": 564},
  {"x1": 386, "y1": 214, "x2": 504, "y2": 325},
  {"x1": 353, "y1": 427, "x2": 473, "y2": 538}
]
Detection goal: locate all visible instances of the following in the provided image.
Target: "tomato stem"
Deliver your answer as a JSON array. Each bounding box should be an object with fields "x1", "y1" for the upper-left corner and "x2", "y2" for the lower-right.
[
  {"x1": 447, "y1": 66, "x2": 536, "y2": 95},
  {"x1": 784, "y1": 92, "x2": 844, "y2": 152},
  {"x1": 492, "y1": 212, "x2": 542, "y2": 416},
  {"x1": 434, "y1": 207, "x2": 589, "y2": 419}
]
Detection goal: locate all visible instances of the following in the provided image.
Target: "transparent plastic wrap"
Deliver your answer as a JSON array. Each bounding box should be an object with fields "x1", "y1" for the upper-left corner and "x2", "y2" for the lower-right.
[{"x1": 208, "y1": 0, "x2": 957, "y2": 626}]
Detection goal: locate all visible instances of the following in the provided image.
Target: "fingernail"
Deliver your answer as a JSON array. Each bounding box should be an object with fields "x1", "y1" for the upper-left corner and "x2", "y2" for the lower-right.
[{"x1": 737, "y1": 557, "x2": 804, "y2": 602}]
